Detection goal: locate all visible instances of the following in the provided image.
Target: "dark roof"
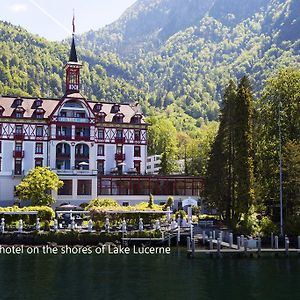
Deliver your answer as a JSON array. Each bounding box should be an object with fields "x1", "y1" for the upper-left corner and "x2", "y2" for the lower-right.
[{"x1": 69, "y1": 36, "x2": 78, "y2": 62}]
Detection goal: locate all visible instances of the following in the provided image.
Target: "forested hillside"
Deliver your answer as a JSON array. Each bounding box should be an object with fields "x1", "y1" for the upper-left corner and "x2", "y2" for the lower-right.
[{"x1": 0, "y1": 0, "x2": 300, "y2": 129}]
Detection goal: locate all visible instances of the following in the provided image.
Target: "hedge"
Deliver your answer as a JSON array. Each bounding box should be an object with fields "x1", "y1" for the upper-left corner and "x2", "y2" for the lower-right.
[{"x1": 0, "y1": 206, "x2": 55, "y2": 225}]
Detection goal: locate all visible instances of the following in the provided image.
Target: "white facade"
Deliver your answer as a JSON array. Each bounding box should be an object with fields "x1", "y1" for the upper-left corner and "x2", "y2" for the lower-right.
[
  {"x1": 0, "y1": 95, "x2": 147, "y2": 206},
  {"x1": 146, "y1": 155, "x2": 162, "y2": 174}
]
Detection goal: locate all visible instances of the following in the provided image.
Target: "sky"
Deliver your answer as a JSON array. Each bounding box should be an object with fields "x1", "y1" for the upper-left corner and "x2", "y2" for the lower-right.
[{"x1": 0, "y1": 0, "x2": 137, "y2": 41}]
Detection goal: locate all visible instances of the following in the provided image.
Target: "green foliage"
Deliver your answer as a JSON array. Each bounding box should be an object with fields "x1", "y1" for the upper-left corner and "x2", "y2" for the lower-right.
[
  {"x1": 205, "y1": 77, "x2": 255, "y2": 228},
  {"x1": 175, "y1": 210, "x2": 187, "y2": 219},
  {"x1": 0, "y1": 206, "x2": 55, "y2": 225},
  {"x1": 86, "y1": 198, "x2": 120, "y2": 210},
  {"x1": 148, "y1": 194, "x2": 154, "y2": 208},
  {"x1": 255, "y1": 69, "x2": 300, "y2": 222},
  {"x1": 15, "y1": 167, "x2": 63, "y2": 206},
  {"x1": 164, "y1": 196, "x2": 174, "y2": 210}
]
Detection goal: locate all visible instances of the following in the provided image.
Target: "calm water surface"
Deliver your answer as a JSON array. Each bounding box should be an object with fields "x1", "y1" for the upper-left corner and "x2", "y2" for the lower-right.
[{"x1": 0, "y1": 249, "x2": 299, "y2": 300}]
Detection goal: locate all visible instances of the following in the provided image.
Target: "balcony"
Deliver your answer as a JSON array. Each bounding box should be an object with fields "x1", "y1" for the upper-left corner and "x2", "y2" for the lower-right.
[
  {"x1": 14, "y1": 133, "x2": 25, "y2": 140},
  {"x1": 56, "y1": 134, "x2": 72, "y2": 140},
  {"x1": 74, "y1": 135, "x2": 90, "y2": 141},
  {"x1": 115, "y1": 153, "x2": 125, "y2": 161},
  {"x1": 57, "y1": 117, "x2": 90, "y2": 123},
  {"x1": 52, "y1": 169, "x2": 98, "y2": 176},
  {"x1": 115, "y1": 137, "x2": 125, "y2": 144},
  {"x1": 13, "y1": 150, "x2": 24, "y2": 158}
]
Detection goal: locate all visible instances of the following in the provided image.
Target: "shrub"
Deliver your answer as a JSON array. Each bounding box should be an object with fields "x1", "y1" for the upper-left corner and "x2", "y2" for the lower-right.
[
  {"x1": 175, "y1": 210, "x2": 187, "y2": 219},
  {"x1": 148, "y1": 194, "x2": 154, "y2": 208},
  {"x1": 0, "y1": 206, "x2": 55, "y2": 225},
  {"x1": 86, "y1": 198, "x2": 120, "y2": 210},
  {"x1": 164, "y1": 196, "x2": 174, "y2": 210},
  {"x1": 44, "y1": 220, "x2": 50, "y2": 231}
]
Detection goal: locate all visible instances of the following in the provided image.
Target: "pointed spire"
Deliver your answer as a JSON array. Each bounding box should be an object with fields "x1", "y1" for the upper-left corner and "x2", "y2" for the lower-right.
[
  {"x1": 69, "y1": 10, "x2": 78, "y2": 62},
  {"x1": 69, "y1": 36, "x2": 78, "y2": 62}
]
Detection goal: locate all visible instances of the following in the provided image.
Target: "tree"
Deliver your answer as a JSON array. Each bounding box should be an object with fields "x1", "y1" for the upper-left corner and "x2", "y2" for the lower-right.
[
  {"x1": 16, "y1": 167, "x2": 63, "y2": 206},
  {"x1": 205, "y1": 77, "x2": 255, "y2": 228},
  {"x1": 255, "y1": 69, "x2": 300, "y2": 221},
  {"x1": 147, "y1": 117, "x2": 179, "y2": 174}
]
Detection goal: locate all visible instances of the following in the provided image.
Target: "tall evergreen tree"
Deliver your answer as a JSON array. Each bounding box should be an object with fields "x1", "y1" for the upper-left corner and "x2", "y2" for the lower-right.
[{"x1": 205, "y1": 77, "x2": 255, "y2": 228}]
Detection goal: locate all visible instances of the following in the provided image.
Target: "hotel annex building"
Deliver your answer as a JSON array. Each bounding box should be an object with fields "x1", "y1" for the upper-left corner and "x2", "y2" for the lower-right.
[{"x1": 0, "y1": 36, "x2": 203, "y2": 207}]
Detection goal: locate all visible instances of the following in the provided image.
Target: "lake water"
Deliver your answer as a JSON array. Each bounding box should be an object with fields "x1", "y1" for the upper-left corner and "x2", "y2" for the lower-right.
[{"x1": 0, "y1": 249, "x2": 299, "y2": 300}]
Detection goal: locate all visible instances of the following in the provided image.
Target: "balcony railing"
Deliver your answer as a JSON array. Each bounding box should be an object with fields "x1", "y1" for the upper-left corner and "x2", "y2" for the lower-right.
[
  {"x1": 115, "y1": 153, "x2": 125, "y2": 161},
  {"x1": 115, "y1": 137, "x2": 125, "y2": 144},
  {"x1": 56, "y1": 134, "x2": 72, "y2": 140},
  {"x1": 57, "y1": 117, "x2": 90, "y2": 123},
  {"x1": 74, "y1": 135, "x2": 90, "y2": 141},
  {"x1": 13, "y1": 133, "x2": 25, "y2": 140},
  {"x1": 53, "y1": 169, "x2": 98, "y2": 175},
  {"x1": 13, "y1": 150, "x2": 24, "y2": 158}
]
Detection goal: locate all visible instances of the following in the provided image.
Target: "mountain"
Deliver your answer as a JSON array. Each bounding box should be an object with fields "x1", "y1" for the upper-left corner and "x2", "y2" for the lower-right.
[
  {"x1": 1, "y1": 0, "x2": 300, "y2": 131},
  {"x1": 78, "y1": 0, "x2": 274, "y2": 58}
]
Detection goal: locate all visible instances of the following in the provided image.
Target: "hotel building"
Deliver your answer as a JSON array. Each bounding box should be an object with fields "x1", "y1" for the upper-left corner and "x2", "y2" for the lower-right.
[{"x1": 0, "y1": 36, "x2": 203, "y2": 207}]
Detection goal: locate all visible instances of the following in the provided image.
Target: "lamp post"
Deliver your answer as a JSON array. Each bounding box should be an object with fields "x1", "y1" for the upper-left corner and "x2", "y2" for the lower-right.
[{"x1": 278, "y1": 95, "x2": 283, "y2": 236}]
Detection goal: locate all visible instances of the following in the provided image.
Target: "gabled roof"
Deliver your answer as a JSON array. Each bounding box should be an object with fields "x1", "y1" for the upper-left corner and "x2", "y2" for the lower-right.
[{"x1": 0, "y1": 95, "x2": 146, "y2": 124}]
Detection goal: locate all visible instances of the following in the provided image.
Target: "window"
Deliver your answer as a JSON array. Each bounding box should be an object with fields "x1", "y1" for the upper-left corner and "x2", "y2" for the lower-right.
[
  {"x1": 14, "y1": 160, "x2": 22, "y2": 175},
  {"x1": 36, "y1": 113, "x2": 43, "y2": 119},
  {"x1": 15, "y1": 112, "x2": 23, "y2": 118},
  {"x1": 35, "y1": 158, "x2": 43, "y2": 167},
  {"x1": 15, "y1": 142, "x2": 22, "y2": 152},
  {"x1": 134, "y1": 146, "x2": 141, "y2": 157},
  {"x1": 77, "y1": 180, "x2": 92, "y2": 195},
  {"x1": 131, "y1": 115, "x2": 142, "y2": 124},
  {"x1": 0, "y1": 141, "x2": 1, "y2": 153},
  {"x1": 36, "y1": 126, "x2": 43, "y2": 137},
  {"x1": 97, "y1": 145, "x2": 104, "y2": 156},
  {"x1": 113, "y1": 114, "x2": 124, "y2": 123},
  {"x1": 0, "y1": 157, "x2": 2, "y2": 172},
  {"x1": 134, "y1": 130, "x2": 141, "y2": 141},
  {"x1": 98, "y1": 128, "x2": 104, "y2": 140},
  {"x1": 134, "y1": 161, "x2": 141, "y2": 174},
  {"x1": 97, "y1": 160, "x2": 105, "y2": 175},
  {"x1": 116, "y1": 129, "x2": 123, "y2": 138},
  {"x1": 35, "y1": 143, "x2": 43, "y2": 154},
  {"x1": 15, "y1": 125, "x2": 23, "y2": 134},
  {"x1": 122, "y1": 202, "x2": 129, "y2": 207},
  {"x1": 58, "y1": 180, "x2": 73, "y2": 195},
  {"x1": 116, "y1": 145, "x2": 123, "y2": 154},
  {"x1": 111, "y1": 104, "x2": 120, "y2": 113}
]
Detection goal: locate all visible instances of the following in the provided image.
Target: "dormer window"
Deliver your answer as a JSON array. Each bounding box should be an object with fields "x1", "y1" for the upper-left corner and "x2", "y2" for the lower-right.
[
  {"x1": 33, "y1": 108, "x2": 45, "y2": 119},
  {"x1": 130, "y1": 114, "x2": 142, "y2": 124},
  {"x1": 112, "y1": 113, "x2": 124, "y2": 123},
  {"x1": 111, "y1": 104, "x2": 120, "y2": 113},
  {"x1": 13, "y1": 97, "x2": 23, "y2": 107},
  {"x1": 13, "y1": 107, "x2": 25, "y2": 118},
  {"x1": 33, "y1": 99, "x2": 43, "y2": 108},
  {"x1": 93, "y1": 103, "x2": 102, "y2": 112},
  {"x1": 96, "y1": 112, "x2": 106, "y2": 123}
]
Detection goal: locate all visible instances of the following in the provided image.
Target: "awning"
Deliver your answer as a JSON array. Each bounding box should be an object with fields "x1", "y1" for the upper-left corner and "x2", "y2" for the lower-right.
[{"x1": 182, "y1": 197, "x2": 198, "y2": 207}]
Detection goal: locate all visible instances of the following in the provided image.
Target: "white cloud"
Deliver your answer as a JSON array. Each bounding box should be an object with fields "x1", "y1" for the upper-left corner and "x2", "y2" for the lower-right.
[{"x1": 9, "y1": 3, "x2": 28, "y2": 13}]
